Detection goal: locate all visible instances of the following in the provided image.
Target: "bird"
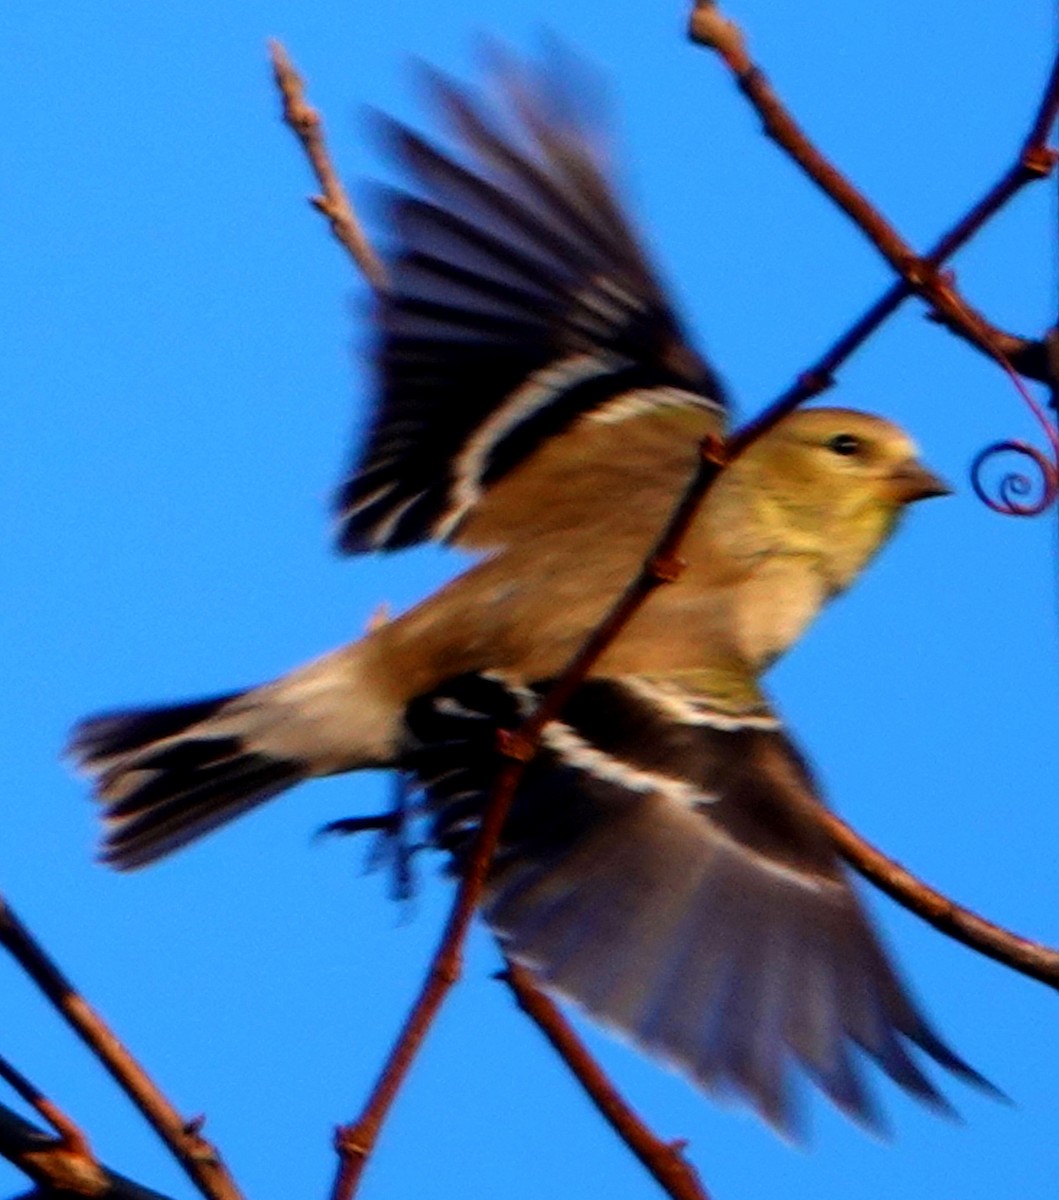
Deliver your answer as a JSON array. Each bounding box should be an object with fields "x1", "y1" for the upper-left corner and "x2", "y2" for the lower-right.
[{"x1": 67, "y1": 50, "x2": 987, "y2": 1136}]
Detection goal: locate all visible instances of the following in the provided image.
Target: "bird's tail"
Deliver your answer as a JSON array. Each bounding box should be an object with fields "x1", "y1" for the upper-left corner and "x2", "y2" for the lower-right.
[
  {"x1": 67, "y1": 642, "x2": 406, "y2": 869},
  {"x1": 68, "y1": 690, "x2": 313, "y2": 870}
]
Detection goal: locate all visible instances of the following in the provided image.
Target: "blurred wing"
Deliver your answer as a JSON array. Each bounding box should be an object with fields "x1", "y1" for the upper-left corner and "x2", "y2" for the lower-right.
[
  {"x1": 405, "y1": 673, "x2": 992, "y2": 1138},
  {"x1": 336, "y1": 53, "x2": 726, "y2": 554}
]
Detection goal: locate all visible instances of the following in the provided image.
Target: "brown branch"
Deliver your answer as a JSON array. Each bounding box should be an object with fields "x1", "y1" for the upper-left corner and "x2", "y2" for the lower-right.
[
  {"x1": 689, "y1": 6, "x2": 917, "y2": 269},
  {"x1": 0, "y1": 1099, "x2": 174, "y2": 1200},
  {"x1": 0, "y1": 1052, "x2": 94, "y2": 1160},
  {"x1": 0, "y1": 896, "x2": 245, "y2": 1200},
  {"x1": 689, "y1": 2, "x2": 1059, "y2": 377},
  {"x1": 700, "y1": 24, "x2": 1059, "y2": 453},
  {"x1": 926, "y1": 312, "x2": 1051, "y2": 381},
  {"x1": 269, "y1": 40, "x2": 389, "y2": 291},
  {"x1": 923, "y1": 34, "x2": 1059, "y2": 383},
  {"x1": 919, "y1": 42, "x2": 1058, "y2": 281},
  {"x1": 0, "y1": 1054, "x2": 108, "y2": 1196},
  {"x1": 327, "y1": 766, "x2": 513, "y2": 1200},
  {"x1": 0, "y1": 1059, "x2": 175, "y2": 1198},
  {"x1": 819, "y1": 810, "x2": 1059, "y2": 989},
  {"x1": 499, "y1": 961, "x2": 711, "y2": 1200}
]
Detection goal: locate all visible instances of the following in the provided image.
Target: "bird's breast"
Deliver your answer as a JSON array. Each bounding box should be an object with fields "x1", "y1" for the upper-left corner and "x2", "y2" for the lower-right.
[{"x1": 724, "y1": 554, "x2": 830, "y2": 669}]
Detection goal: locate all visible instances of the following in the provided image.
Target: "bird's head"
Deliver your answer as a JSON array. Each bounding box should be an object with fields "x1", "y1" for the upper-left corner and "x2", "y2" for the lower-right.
[{"x1": 718, "y1": 407, "x2": 950, "y2": 591}]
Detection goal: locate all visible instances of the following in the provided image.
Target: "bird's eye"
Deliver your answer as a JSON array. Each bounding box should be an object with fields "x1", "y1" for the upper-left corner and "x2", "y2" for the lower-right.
[{"x1": 827, "y1": 433, "x2": 862, "y2": 457}]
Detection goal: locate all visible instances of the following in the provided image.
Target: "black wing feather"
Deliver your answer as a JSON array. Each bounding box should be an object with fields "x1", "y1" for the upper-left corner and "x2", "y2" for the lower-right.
[
  {"x1": 404, "y1": 672, "x2": 997, "y2": 1138},
  {"x1": 337, "y1": 55, "x2": 725, "y2": 553}
]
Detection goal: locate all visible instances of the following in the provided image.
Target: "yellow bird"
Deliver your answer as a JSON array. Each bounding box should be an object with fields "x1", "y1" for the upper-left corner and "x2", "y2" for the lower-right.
[{"x1": 68, "y1": 53, "x2": 990, "y2": 1136}]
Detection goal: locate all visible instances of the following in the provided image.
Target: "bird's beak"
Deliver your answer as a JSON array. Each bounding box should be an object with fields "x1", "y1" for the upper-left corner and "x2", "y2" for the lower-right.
[{"x1": 887, "y1": 458, "x2": 953, "y2": 503}]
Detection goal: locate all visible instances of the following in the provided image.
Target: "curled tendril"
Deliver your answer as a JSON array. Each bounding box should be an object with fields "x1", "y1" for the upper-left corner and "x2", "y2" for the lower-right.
[
  {"x1": 970, "y1": 350, "x2": 1059, "y2": 516},
  {"x1": 970, "y1": 439, "x2": 1059, "y2": 516}
]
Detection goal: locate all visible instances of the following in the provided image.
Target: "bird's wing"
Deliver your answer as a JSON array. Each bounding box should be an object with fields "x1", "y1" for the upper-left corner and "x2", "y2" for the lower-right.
[
  {"x1": 336, "y1": 52, "x2": 727, "y2": 554},
  {"x1": 405, "y1": 672, "x2": 993, "y2": 1137}
]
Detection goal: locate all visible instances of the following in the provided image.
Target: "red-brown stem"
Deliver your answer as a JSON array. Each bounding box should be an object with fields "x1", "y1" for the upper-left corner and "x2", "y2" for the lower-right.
[
  {"x1": 709, "y1": 38, "x2": 1058, "y2": 452},
  {"x1": 921, "y1": 45, "x2": 1059, "y2": 376},
  {"x1": 328, "y1": 759, "x2": 519, "y2": 1200},
  {"x1": 820, "y1": 810, "x2": 1059, "y2": 989},
  {"x1": 0, "y1": 1053, "x2": 92, "y2": 1157},
  {"x1": 686, "y1": 5, "x2": 1059, "y2": 982},
  {"x1": 269, "y1": 41, "x2": 389, "y2": 291},
  {"x1": 0, "y1": 897, "x2": 245, "y2": 1200},
  {"x1": 0, "y1": 1097, "x2": 174, "y2": 1199},
  {"x1": 261, "y1": 46, "x2": 716, "y2": 1200},
  {"x1": 500, "y1": 960, "x2": 711, "y2": 1200},
  {"x1": 689, "y1": 3, "x2": 1059, "y2": 379}
]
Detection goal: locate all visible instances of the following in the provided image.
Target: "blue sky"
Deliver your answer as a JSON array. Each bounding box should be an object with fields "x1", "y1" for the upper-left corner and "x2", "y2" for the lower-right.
[{"x1": 3, "y1": 2, "x2": 1057, "y2": 1198}]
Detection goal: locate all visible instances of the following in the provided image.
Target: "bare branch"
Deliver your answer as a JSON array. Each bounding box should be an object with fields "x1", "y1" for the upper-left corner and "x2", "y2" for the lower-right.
[
  {"x1": 926, "y1": 312, "x2": 1050, "y2": 381},
  {"x1": 0, "y1": 1098, "x2": 174, "y2": 1200},
  {"x1": 689, "y1": 2, "x2": 1059, "y2": 378},
  {"x1": 0, "y1": 896, "x2": 245, "y2": 1200},
  {"x1": 267, "y1": 36, "x2": 729, "y2": 1199},
  {"x1": 269, "y1": 40, "x2": 389, "y2": 291},
  {"x1": 0, "y1": 1052, "x2": 94, "y2": 1160},
  {"x1": 498, "y1": 961, "x2": 711, "y2": 1200},
  {"x1": 689, "y1": 3, "x2": 915, "y2": 264},
  {"x1": 684, "y1": 2, "x2": 1059, "y2": 985},
  {"x1": 707, "y1": 29, "x2": 1059, "y2": 451},
  {"x1": 819, "y1": 809, "x2": 1059, "y2": 990},
  {"x1": 923, "y1": 37, "x2": 1059, "y2": 382},
  {"x1": 0, "y1": 1055, "x2": 107, "y2": 1197}
]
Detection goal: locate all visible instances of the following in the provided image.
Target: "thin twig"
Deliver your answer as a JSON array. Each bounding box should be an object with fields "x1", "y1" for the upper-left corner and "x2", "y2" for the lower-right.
[
  {"x1": 269, "y1": 40, "x2": 389, "y2": 291},
  {"x1": 694, "y1": 28, "x2": 1059, "y2": 453},
  {"x1": 499, "y1": 960, "x2": 710, "y2": 1200},
  {"x1": 689, "y1": 5, "x2": 919, "y2": 266},
  {"x1": 689, "y1": 2, "x2": 1059, "y2": 376},
  {"x1": 819, "y1": 810, "x2": 1059, "y2": 989},
  {"x1": 0, "y1": 1098, "x2": 173, "y2": 1200},
  {"x1": 0, "y1": 1052, "x2": 93, "y2": 1158},
  {"x1": 919, "y1": 42, "x2": 1059, "y2": 379},
  {"x1": 926, "y1": 313, "x2": 1048, "y2": 380},
  {"x1": 0, "y1": 896, "x2": 245, "y2": 1200}
]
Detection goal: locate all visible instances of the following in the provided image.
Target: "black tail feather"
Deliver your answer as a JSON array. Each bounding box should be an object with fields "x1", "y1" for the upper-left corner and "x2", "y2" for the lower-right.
[
  {"x1": 100, "y1": 756, "x2": 304, "y2": 870},
  {"x1": 68, "y1": 693, "x2": 307, "y2": 870},
  {"x1": 68, "y1": 694, "x2": 239, "y2": 766}
]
